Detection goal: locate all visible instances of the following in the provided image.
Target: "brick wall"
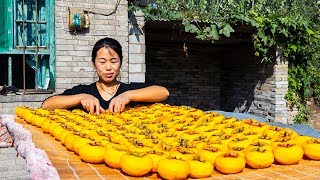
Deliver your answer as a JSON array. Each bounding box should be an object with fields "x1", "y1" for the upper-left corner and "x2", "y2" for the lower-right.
[
  {"x1": 0, "y1": 1, "x2": 297, "y2": 124},
  {"x1": 219, "y1": 43, "x2": 275, "y2": 120},
  {"x1": 145, "y1": 42, "x2": 221, "y2": 110},
  {"x1": 55, "y1": 0, "x2": 129, "y2": 94},
  {"x1": 0, "y1": 95, "x2": 51, "y2": 114},
  {"x1": 1, "y1": 1, "x2": 131, "y2": 114},
  {"x1": 145, "y1": 30, "x2": 290, "y2": 122},
  {"x1": 308, "y1": 98, "x2": 320, "y2": 130},
  {"x1": 128, "y1": 11, "x2": 146, "y2": 82}
]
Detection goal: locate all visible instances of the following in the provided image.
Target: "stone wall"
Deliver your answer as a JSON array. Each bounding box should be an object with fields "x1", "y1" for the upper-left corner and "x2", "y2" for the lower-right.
[
  {"x1": 0, "y1": 1, "x2": 296, "y2": 124},
  {"x1": 145, "y1": 42, "x2": 220, "y2": 110},
  {"x1": 55, "y1": 0, "x2": 129, "y2": 94},
  {"x1": 128, "y1": 11, "x2": 146, "y2": 82},
  {"x1": 0, "y1": 95, "x2": 51, "y2": 114},
  {"x1": 273, "y1": 49, "x2": 291, "y2": 124},
  {"x1": 145, "y1": 30, "x2": 290, "y2": 122},
  {"x1": 219, "y1": 44, "x2": 274, "y2": 120},
  {"x1": 308, "y1": 99, "x2": 320, "y2": 130}
]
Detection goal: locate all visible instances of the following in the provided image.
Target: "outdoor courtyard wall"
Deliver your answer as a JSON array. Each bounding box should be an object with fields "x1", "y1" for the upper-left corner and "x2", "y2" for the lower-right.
[
  {"x1": 145, "y1": 31, "x2": 292, "y2": 123},
  {"x1": 0, "y1": 0, "x2": 136, "y2": 114},
  {"x1": 0, "y1": 2, "x2": 296, "y2": 124}
]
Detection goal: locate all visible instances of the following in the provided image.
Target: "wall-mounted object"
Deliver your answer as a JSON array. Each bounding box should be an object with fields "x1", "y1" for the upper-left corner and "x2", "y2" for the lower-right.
[{"x1": 68, "y1": 8, "x2": 90, "y2": 31}]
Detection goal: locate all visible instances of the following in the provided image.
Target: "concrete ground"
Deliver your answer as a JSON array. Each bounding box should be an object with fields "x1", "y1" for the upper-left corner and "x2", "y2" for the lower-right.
[{"x1": 0, "y1": 148, "x2": 30, "y2": 179}]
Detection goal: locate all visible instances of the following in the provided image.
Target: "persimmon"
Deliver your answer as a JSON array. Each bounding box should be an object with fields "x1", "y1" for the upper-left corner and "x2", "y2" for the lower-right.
[
  {"x1": 211, "y1": 114, "x2": 224, "y2": 122},
  {"x1": 253, "y1": 134, "x2": 273, "y2": 145},
  {"x1": 104, "y1": 145, "x2": 129, "y2": 169},
  {"x1": 229, "y1": 146, "x2": 246, "y2": 158},
  {"x1": 245, "y1": 147, "x2": 274, "y2": 169},
  {"x1": 294, "y1": 135, "x2": 312, "y2": 146},
  {"x1": 79, "y1": 142, "x2": 106, "y2": 164},
  {"x1": 273, "y1": 128, "x2": 298, "y2": 139},
  {"x1": 148, "y1": 151, "x2": 164, "y2": 173},
  {"x1": 169, "y1": 147, "x2": 196, "y2": 160},
  {"x1": 30, "y1": 114, "x2": 39, "y2": 125},
  {"x1": 273, "y1": 143, "x2": 303, "y2": 165},
  {"x1": 24, "y1": 110, "x2": 36, "y2": 124},
  {"x1": 41, "y1": 118, "x2": 53, "y2": 134},
  {"x1": 198, "y1": 144, "x2": 225, "y2": 164},
  {"x1": 263, "y1": 126, "x2": 283, "y2": 138},
  {"x1": 187, "y1": 156, "x2": 213, "y2": 178},
  {"x1": 48, "y1": 121, "x2": 60, "y2": 136},
  {"x1": 181, "y1": 130, "x2": 201, "y2": 142},
  {"x1": 35, "y1": 116, "x2": 46, "y2": 128},
  {"x1": 52, "y1": 125, "x2": 66, "y2": 141},
  {"x1": 64, "y1": 133, "x2": 78, "y2": 151},
  {"x1": 222, "y1": 124, "x2": 237, "y2": 135},
  {"x1": 35, "y1": 108, "x2": 50, "y2": 116},
  {"x1": 60, "y1": 130, "x2": 72, "y2": 146},
  {"x1": 215, "y1": 152, "x2": 246, "y2": 174},
  {"x1": 208, "y1": 132, "x2": 224, "y2": 143},
  {"x1": 201, "y1": 128, "x2": 220, "y2": 138},
  {"x1": 214, "y1": 121, "x2": 229, "y2": 130},
  {"x1": 120, "y1": 152, "x2": 152, "y2": 177},
  {"x1": 271, "y1": 137, "x2": 295, "y2": 149},
  {"x1": 249, "y1": 122, "x2": 270, "y2": 134},
  {"x1": 222, "y1": 117, "x2": 237, "y2": 124},
  {"x1": 228, "y1": 137, "x2": 251, "y2": 150},
  {"x1": 246, "y1": 141, "x2": 272, "y2": 152},
  {"x1": 157, "y1": 156, "x2": 190, "y2": 180},
  {"x1": 302, "y1": 138, "x2": 320, "y2": 160},
  {"x1": 242, "y1": 130, "x2": 260, "y2": 142},
  {"x1": 73, "y1": 137, "x2": 93, "y2": 155},
  {"x1": 219, "y1": 134, "x2": 234, "y2": 145},
  {"x1": 230, "y1": 127, "x2": 245, "y2": 138},
  {"x1": 240, "y1": 119, "x2": 258, "y2": 126}
]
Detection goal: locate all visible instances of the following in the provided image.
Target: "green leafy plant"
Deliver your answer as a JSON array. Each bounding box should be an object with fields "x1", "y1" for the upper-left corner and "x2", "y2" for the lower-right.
[{"x1": 129, "y1": 0, "x2": 320, "y2": 123}]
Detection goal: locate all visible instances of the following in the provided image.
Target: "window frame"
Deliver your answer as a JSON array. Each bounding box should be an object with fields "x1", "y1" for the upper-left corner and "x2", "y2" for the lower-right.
[{"x1": 0, "y1": 0, "x2": 55, "y2": 93}]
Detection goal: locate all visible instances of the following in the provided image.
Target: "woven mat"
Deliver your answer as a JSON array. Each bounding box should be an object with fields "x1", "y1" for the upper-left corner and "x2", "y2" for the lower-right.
[{"x1": 15, "y1": 117, "x2": 320, "y2": 180}]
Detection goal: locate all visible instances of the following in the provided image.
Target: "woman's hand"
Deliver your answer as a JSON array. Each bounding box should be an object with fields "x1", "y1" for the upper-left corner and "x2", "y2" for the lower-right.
[
  {"x1": 108, "y1": 92, "x2": 131, "y2": 113},
  {"x1": 80, "y1": 94, "x2": 105, "y2": 114}
]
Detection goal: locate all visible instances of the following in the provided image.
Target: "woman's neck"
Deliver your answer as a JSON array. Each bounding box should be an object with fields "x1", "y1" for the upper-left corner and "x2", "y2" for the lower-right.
[{"x1": 97, "y1": 79, "x2": 119, "y2": 88}]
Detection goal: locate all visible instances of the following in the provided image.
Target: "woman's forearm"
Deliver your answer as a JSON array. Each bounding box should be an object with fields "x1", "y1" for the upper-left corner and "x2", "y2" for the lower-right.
[
  {"x1": 41, "y1": 94, "x2": 83, "y2": 110},
  {"x1": 125, "y1": 86, "x2": 169, "y2": 102}
]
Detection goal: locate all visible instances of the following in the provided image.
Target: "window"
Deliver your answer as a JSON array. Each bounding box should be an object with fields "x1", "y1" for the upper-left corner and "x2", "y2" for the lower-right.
[{"x1": 0, "y1": 0, "x2": 54, "y2": 93}]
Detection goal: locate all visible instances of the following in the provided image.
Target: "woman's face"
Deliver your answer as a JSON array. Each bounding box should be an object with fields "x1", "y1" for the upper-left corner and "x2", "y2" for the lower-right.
[{"x1": 94, "y1": 47, "x2": 121, "y2": 83}]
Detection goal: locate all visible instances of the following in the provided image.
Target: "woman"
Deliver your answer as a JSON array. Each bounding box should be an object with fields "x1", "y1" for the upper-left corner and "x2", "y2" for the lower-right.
[{"x1": 42, "y1": 37, "x2": 169, "y2": 114}]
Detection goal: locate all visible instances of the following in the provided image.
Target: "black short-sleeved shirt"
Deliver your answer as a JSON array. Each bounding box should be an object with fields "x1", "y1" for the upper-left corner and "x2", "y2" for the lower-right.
[{"x1": 60, "y1": 82, "x2": 150, "y2": 110}]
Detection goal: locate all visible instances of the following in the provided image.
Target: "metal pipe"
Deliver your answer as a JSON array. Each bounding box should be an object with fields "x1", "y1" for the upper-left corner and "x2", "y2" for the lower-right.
[
  {"x1": 16, "y1": 46, "x2": 47, "y2": 49},
  {"x1": 22, "y1": 0, "x2": 26, "y2": 94},
  {"x1": 8, "y1": 57, "x2": 12, "y2": 86},
  {"x1": 35, "y1": 0, "x2": 39, "y2": 91},
  {"x1": 15, "y1": 20, "x2": 47, "y2": 24}
]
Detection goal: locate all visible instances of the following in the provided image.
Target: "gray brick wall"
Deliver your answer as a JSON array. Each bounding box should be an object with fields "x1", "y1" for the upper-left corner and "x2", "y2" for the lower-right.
[
  {"x1": 219, "y1": 44, "x2": 274, "y2": 120},
  {"x1": 273, "y1": 49, "x2": 290, "y2": 124},
  {"x1": 145, "y1": 42, "x2": 221, "y2": 110},
  {"x1": 0, "y1": 2, "x2": 301, "y2": 124},
  {"x1": 55, "y1": 0, "x2": 129, "y2": 94},
  {"x1": 0, "y1": 95, "x2": 51, "y2": 114},
  {"x1": 144, "y1": 31, "x2": 291, "y2": 122},
  {"x1": 1, "y1": 1, "x2": 131, "y2": 114},
  {"x1": 128, "y1": 11, "x2": 146, "y2": 82}
]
